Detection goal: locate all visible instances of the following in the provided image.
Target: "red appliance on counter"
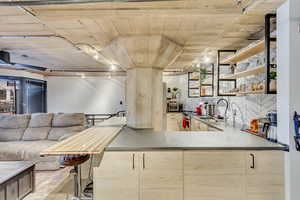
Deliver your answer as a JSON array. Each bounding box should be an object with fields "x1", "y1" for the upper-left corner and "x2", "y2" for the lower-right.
[
  {"x1": 182, "y1": 116, "x2": 190, "y2": 128},
  {"x1": 195, "y1": 105, "x2": 203, "y2": 115}
]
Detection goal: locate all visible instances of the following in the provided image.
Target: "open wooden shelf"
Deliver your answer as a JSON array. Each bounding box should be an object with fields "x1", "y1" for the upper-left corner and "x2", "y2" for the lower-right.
[
  {"x1": 236, "y1": 90, "x2": 265, "y2": 95},
  {"x1": 221, "y1": 90, "x2": 265, "y2": 96},
  {"x1": 222, "y1": 65, "x2": 265, "y2": 79},
  {"x1": 189, "y1": 78, "x2": 199, "y2": 81},
  {"x1": 189, "y1": 86, "x2": 200, "y2": 89},
  {"x1": 221, "y1": 40, "x2": 265, "y2": 64}
]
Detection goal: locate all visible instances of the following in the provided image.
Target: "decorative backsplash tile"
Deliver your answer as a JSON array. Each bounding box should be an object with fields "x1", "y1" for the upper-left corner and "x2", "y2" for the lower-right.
[{"x1": 164, "y1": 74, "x2": 277, "y2": 128}]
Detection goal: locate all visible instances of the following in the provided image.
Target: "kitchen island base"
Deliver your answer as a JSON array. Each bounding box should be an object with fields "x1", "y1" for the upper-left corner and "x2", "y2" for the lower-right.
[{"x1": 94, "y1": 150, "x2": 284, "y2": 200}]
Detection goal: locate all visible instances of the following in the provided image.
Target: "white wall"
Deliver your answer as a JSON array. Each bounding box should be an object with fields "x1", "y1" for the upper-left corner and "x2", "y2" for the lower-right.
[
  {"x1": 47, "y1": 76, "x2": 126, "y2": 114},
  {"x1": 277, "y1": 1, "x2": 300, "y2": 200}
]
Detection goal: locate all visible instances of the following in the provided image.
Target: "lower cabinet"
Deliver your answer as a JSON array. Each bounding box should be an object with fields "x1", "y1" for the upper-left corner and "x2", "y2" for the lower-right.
[
  {"x1": 94, "y1": 150, "x2": 284, "y2": 200},
  {"x1": 245, "y1": 151, "x2": 284, "y2": 200},
  {"x1": 140, "y1": 151, "x2": 183, "y2": 200},
  {"x1": 94, "y1": 150, "x2": 183, "y2": 200},
  {"x1": 184, "y1": 150, "x2": 284, "y2": 200},
  {"x1": 184, "y1": 151, "x2": 246, "y2": 200},
  {"x1": 94, "y1": 151, "x2": 139, "y2": 200}
]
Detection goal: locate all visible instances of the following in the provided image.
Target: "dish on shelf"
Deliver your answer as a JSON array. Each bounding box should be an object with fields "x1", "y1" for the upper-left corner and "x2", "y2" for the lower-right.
[
  {"x1": 236, "y1": 62, "x2": 249, "y2": 72},
  {"x1": 222, "y1": 65, "x2": 265, "y2": 80}
]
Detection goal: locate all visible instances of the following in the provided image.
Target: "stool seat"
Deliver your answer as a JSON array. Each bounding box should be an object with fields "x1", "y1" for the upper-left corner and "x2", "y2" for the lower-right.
[{"x1": 60, "y1": 154, "x2": 90, "y2": 166}]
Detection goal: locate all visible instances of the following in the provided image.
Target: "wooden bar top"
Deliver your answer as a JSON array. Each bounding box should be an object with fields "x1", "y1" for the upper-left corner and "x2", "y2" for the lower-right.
[{"x1": 40, "y1": 126, "x2": 122, "y2": 156}]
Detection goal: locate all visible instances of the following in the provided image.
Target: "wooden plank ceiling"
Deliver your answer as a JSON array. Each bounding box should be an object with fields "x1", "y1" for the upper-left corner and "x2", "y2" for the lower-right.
[{"x1": 0, "y1": 0, "x2": 285, "y2": 72}]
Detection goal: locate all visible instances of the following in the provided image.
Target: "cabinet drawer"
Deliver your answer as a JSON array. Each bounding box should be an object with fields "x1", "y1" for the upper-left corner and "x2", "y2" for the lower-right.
[
  {"x1": 246, "y1": 151, "x2": 284, "y2": 174},
  {"x1": 184, "y1": 174, "x2": 245, "y2": 200},
  {"x1": 98, "y1": 151, "x2": 138, "y2": 173},
  {"x1": 184, "y1": 151, "x2": 245, "y2": 175},
  {"x1": 141, "y1": 151, "x2": 182, "y2": 171}
]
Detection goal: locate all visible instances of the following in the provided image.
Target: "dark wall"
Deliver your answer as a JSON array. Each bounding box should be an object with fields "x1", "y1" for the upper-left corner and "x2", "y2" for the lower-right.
[{"x1": 0, "y1": 76, "x2": 47, "y2": 114}]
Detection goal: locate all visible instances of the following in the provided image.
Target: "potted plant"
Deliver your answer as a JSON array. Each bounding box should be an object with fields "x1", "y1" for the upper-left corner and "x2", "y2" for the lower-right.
[
  {"x1": 269, "y1": 71, "x2": 277, "y2": 92},
  {"x1": 172, "y1": 87, "x2": 180, "y2": 99}
]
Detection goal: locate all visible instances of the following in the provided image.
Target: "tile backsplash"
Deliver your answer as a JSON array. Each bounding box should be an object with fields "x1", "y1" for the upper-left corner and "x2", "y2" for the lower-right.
[{"x1": 163, "y1": 74, "x2": 276, "y2": 128}]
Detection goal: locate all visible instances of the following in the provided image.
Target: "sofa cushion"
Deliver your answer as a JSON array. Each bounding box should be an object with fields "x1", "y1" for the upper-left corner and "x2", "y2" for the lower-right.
[
  {"x1": 29, "y1": 113, "x2": 53, "y2": 128},
  {"x1": 0, "y1": 114, "x2": 30, "y2": 129},
  {"x1": 48, "y1": 126, "x2": 85, "y2": 141},
  {"x1": 0, "y1": 141, "x2": 60, "y2": 170},
  {"x1": 52, "y1": 113, "x2": 85, "y2": 127},
  {"x1": 22, "y1": 127, "x2": 51, "y2": 141},
  {"x1": 0, "y1": 128, "x2": 26, "y2": 141}
]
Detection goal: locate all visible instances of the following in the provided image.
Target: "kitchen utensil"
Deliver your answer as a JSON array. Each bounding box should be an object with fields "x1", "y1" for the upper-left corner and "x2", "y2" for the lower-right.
[
  {"x1": 293, "y1": 112, "x2": 300, "y2": 151},
  {"x1": 205, "y1": 103, "x2": 216, "y2": 116},
  {"x1": 267, "y1": 111, "x2": 277, "y2": 142}
]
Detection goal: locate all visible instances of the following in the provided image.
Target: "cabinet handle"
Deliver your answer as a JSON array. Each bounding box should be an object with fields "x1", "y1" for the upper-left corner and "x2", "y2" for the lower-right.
[
  {"x1": 132, "y1": 153, "x2": 135, "y2": 170},
  {"x1": 250, "y1": 153, "x2": 255, "y2": 169},
  {"x1": 142, "y1": 153, "x2": 145, "y2": 169}
]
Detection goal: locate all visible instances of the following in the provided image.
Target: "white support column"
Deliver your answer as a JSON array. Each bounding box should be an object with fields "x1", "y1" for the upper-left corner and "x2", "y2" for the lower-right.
[
  {"x1": 277, "y1": 1, "x2": 300, "y2": 199},
  {"x1": 126, "y1": 68, "x2": 166, "y2": 131}
]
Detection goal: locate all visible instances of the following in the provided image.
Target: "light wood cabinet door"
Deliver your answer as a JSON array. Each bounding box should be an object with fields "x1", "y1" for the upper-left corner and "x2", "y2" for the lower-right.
[
  {"x1": 0, "y1": 187, "x2": 4, "y2": 200},
  {"x1": 94, "y1": 151, "x2": 139, "y2": 200},
  {"x1": 140, "y1": 151, "x2": 183, "y2": 200},
  {"x1": 184, "y1": 151, "x2": 246, "y2": 200},
  {"x1": 245, "y1": 151, "x2": 284, "y2": 200}
]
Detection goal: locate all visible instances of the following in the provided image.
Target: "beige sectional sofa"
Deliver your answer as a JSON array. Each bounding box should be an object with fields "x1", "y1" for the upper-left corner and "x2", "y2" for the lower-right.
[{"x1": 0, "y1": 113, "x2": 86, "y2": 170}]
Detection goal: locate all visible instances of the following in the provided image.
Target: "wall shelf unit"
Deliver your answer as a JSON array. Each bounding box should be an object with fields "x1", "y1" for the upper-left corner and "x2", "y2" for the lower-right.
[
  {"x1": 188, "y1": 72, "x2": 200, "y2": 98},
  {"x1": 217, "y1": 13, "x2": 277, "y2": 95},
  {"x1": 217, "y1": 50, "x2": 237, "y2": 96},
  {"x1": 221, "y1": 40, "x2": 265, "y2": 64},
  {"x1": 188, "y1": 64, "x2": 214, "y2": 98},
  {"x1": 236, "y1": 90, "x2": 265, "y2": 95}
]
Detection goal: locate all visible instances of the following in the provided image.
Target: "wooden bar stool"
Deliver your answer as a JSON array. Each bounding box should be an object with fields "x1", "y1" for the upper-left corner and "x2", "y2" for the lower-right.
[{"x1": 60, "y1": 154, "x2": 90, "y2": 199}]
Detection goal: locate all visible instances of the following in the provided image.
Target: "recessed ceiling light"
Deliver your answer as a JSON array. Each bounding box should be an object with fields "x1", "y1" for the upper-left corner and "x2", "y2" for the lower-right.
[
  {"x1": 204, "y1": 56, "x2": 210, "y2": 63},
  {"x1": 110, "y1": 64, "x2": 117, "y2": 71},
  {"x1": 93, "y1": 54, "x2": 99, "y2": 60},
  {"x1": 81, "y1": 74, "x2": 86, "y2": 79}
]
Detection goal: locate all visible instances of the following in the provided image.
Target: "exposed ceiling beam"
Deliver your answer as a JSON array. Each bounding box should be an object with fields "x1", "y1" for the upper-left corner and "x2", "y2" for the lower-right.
[{"x1": 0, "y1": 0, "x2": 177, "y2": 6}]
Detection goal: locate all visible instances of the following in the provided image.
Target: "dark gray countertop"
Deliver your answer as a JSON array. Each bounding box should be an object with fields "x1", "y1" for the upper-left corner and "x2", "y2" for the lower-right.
[{"x1": 106, "y1": 125, "x2": 286, "y2": 151}]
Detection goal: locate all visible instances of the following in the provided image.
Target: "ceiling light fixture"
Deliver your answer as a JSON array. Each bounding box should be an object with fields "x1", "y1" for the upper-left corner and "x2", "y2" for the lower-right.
[
  {"x1": 81, "y1": 73, "x2": 86, "y2": 79},
  {"x1": 204, "y1": 56, "x2": 211, "y2": 63},
  {"x1": 93, "y1": 54, "x2": 99, "y2": 60},
  {"x1": 110, "y1": 64, "x2": 117, "y2": 71}
]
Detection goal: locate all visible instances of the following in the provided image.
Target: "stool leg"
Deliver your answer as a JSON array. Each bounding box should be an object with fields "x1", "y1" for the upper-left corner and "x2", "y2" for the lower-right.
[
  {"x1": 77, "y1": 165, "x2": 82, "y2": 198},
  {"x1": 74, "y1": 166, "x2": 79, "y2": 198}
]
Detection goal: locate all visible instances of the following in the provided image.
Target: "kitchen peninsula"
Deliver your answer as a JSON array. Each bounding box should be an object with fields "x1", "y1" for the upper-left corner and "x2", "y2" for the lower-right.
[{"x1": 93, "y1": 117, "x2": 286, "y2": 200}]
